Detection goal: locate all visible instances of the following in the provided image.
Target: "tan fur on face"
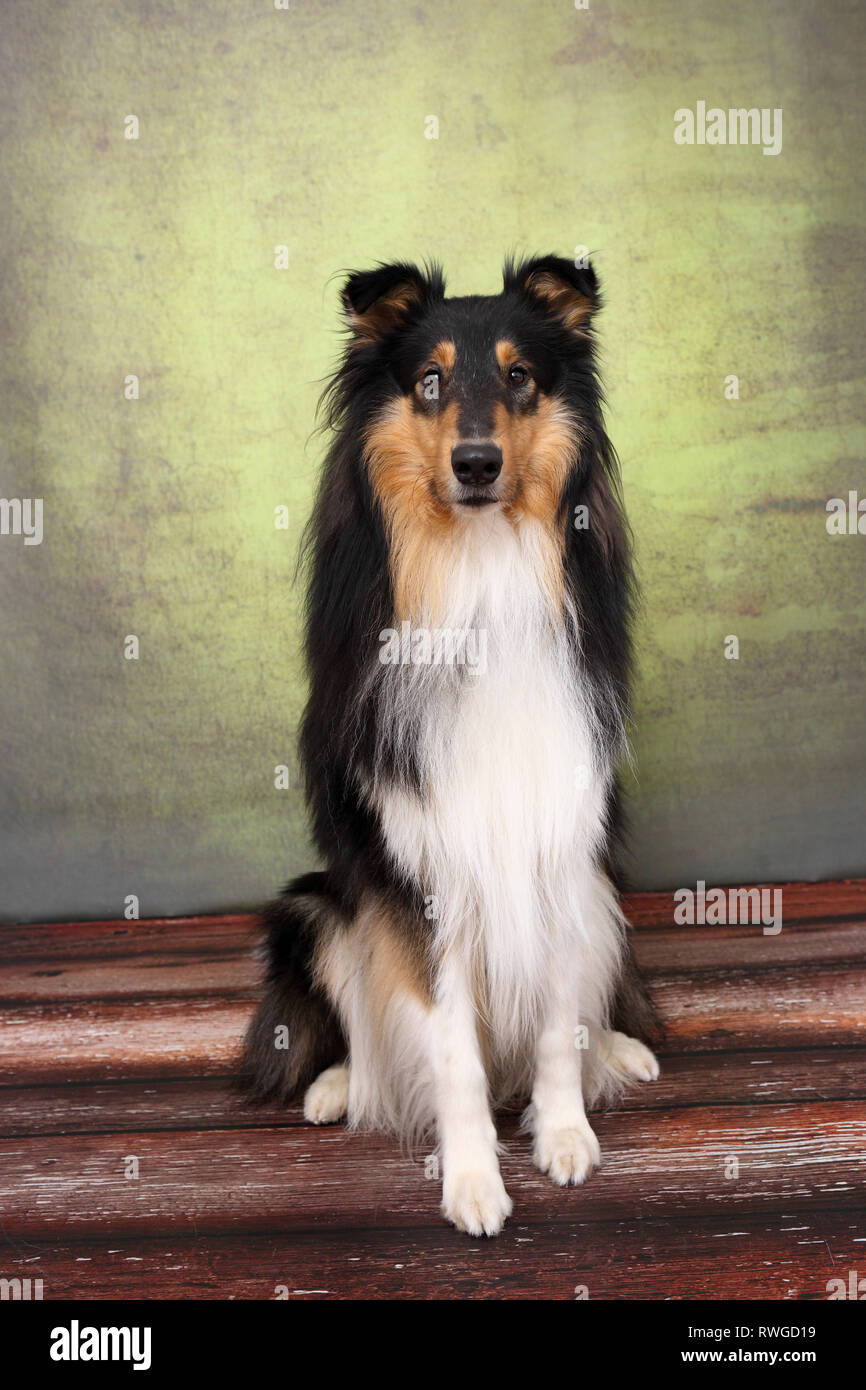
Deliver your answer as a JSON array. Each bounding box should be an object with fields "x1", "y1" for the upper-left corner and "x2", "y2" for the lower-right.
[
  {"x1": 430, "y1": 339, "x2": 456, "y2": 371},
  {"x1": 494, "y1": 341, "x2": 579, "y2": 527},
  {"x1": 366, "y1": 380, "x2": 580, "y2": 621},
  {"x1": 496, "y1": 398, "x2": 580, "y2": 526},
  {"x1": 411, "y1": 341, "x2": 456, "y2": 408},
  {"x1": 365, "y1": 397, "x2": 462, "y2": 621},
  {"x1": 497, "y1": 397, "x2": 581, "y2": 609},
  {"x1": 495, "y1": 339, "x2": 521, "y2": 370}
]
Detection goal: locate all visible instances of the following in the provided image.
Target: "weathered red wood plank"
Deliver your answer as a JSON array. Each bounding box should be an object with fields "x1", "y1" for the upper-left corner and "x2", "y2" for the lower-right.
[
  {"x1": 0, "y1": 918, "x2": 253, "y2": 963},
  {"x1": 1, "y1": 1102, "x2": 862, "y2": 1240},
  {"x1": 653, "y1": 964, "x2": 865, "y2": 1050},
  {"x1": 0, "y1": 998, "x2": 251, "y2": 1084},
  {"x1": 0, "y1": 950, "x2": 253, "y2": 1002},
  {"x1": 628, "y1": 1048, "x2": 866, "y2": 1109},
  {"x1": 0, "y1": 1078, "x2": 286, "y2": 1137},
  {"x1": 1, "y1": 1049, "x2": 864, "y2": 1138},
  {"x1": 1, "y1": 1209, "x2": 861, "y2": 1301},
  {"x1": 623, "y1": 879, "x2": 866, "y2": 928},
  {"x1": 636, "y1": 920, "x2": 866, "y2": 974}
]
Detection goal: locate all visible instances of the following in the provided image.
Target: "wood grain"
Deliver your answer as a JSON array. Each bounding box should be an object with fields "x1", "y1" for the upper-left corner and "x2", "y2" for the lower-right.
[
  {"x1": 0, "y1": 998, "x2": 251, "y2": 1083},
  {"x1": 652, "y1": 963, "x2": 866, "y2": 1049},
  {"x1": 3, "y1": 1210, "x2": 861, "y2": 1301}
]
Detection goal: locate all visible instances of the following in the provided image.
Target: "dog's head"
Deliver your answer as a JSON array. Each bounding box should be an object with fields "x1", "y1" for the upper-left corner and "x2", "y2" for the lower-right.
[{"x1": 334, "y1": 255, "x2": 603, "y2": 534}]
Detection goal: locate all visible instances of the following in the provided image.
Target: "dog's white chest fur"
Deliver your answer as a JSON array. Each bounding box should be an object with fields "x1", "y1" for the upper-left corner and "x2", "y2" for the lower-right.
[{"x1": 375, "y1": 517, "x2": 617, "y2": 1052}]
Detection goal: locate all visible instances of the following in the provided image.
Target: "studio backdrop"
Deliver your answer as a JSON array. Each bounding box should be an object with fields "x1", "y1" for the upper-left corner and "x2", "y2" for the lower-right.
[{"x1": 1, "y1": 0, "x2": 863, "y2": 923}]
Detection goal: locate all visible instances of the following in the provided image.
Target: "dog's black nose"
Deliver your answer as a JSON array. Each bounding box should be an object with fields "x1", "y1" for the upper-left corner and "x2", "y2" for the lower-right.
[{"x1": 451, "y1": 442, "x2": 503, "y2": 486}]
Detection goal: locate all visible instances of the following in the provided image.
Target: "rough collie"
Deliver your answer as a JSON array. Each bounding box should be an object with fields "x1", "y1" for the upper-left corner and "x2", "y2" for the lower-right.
[{"x1": 239, "y1": 254, "x2": 660, "y2": 1235}]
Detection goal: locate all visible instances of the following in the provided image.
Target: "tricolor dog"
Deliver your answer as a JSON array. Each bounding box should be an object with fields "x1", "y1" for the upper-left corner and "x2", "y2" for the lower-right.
[{"x1": 239, "y1": 255, "x2": 660, "y2": 1235}]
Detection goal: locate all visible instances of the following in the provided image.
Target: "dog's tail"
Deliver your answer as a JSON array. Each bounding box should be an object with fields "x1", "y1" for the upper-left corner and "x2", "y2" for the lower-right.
[{"x1": 236, "y1": 872, "x2": 346, "y2": 1103}]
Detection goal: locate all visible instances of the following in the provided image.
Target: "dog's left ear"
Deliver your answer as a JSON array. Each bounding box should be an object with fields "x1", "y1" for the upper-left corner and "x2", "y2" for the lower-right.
[
  {"x1": 504, "y1": 254, "x2": 599, "y2": 333},
  {"x1": 341, "y1": 261, "x2": 445, "y2": 343}
]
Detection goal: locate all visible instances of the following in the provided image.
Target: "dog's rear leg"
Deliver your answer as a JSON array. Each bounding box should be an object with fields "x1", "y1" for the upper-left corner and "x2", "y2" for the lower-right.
[
  {"x1": 605, "y1": 928, "x2": 661, "y2": 1082},
  {"x1": 433, "y1": 952, "x2": 512, "y2": 1237},
  {"x1": 611, "y1": 932, "x2": 662, "y2": 1046},
  {"x1": 304, "y1": 1062, "x2": 350, "y2": 1123},
  {"x1": 598, "y1": 1030, "x2": 659, "y2": 1082},
  {"x1": 236, "y1": 876, "x2": 345, "y2": 1104}
]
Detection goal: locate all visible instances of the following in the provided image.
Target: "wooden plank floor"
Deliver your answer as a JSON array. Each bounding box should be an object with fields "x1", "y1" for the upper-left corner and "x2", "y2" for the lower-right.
[{"x1": 0, "y1": 880, "x2": 864, "y2": 1300}]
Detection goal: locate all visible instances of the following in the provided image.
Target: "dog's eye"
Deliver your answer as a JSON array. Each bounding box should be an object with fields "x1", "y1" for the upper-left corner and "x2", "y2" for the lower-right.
[
  {"x1": 508, "y1": 365, "x2": 529, "y2": 386},
  {"x1": 418, "y1": 368, "x2": 442, "y2": 402}
]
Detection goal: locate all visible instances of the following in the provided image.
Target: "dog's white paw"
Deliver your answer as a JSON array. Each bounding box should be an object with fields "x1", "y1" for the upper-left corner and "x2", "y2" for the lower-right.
[
  {"x1": 442, "y1": 1168, "x2": 513, "y2": 1237},
  {"x1": 303, "y1": 1063, "x2": 350, "y2": 1124},
  {"x1": 533, "y1": 1122, "x2": 601, "y2": 1186},
  {"x1": 600, "y1": 1030, "x2": 660, "y2": 1083}
]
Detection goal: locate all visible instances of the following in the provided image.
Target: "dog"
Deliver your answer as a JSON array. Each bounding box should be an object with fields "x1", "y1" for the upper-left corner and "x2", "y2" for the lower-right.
[{"x1": 238, "y1": 254, "x2": 660, "y2": 1236}]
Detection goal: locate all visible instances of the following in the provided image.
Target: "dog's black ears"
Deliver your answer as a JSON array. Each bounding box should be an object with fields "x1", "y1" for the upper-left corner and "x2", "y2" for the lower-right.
[
  {"x1": 341, "y1": 261, "x2": 445, "y2": 342},
  {"x1": 504, "y1": 254, "x2": 600, "y2": 333}
]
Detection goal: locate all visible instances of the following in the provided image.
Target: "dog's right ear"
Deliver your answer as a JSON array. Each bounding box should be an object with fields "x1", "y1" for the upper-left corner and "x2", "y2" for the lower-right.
[{"x1": 341, "y1": 261, "x2": 445, "y2": 343}]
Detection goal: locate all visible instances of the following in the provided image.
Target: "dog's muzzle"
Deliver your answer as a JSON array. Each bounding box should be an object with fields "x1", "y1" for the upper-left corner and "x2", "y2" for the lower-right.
[{"x1": 451, "y1": 442, "x2": 502, "y2": 506}]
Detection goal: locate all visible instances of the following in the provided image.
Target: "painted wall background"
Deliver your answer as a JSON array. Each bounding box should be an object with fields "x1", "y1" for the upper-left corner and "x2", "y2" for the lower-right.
[{"x1": 0, "y1": 0, "x2": 863, "y2": 923}]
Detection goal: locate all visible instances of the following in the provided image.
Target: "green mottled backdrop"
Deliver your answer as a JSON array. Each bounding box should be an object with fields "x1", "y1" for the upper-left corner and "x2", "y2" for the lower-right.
[{"x1": 1, "y1": 0, "x2": 863, "y2": 922}]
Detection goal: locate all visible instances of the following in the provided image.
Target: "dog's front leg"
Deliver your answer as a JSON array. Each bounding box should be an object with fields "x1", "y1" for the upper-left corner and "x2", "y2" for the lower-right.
[
  {"x1": 431, "y1": 951, "x2": 512, "y2": 1236},
  {"x1": 530, "y1": 973, "x2": 601, "y2": 1185}
]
